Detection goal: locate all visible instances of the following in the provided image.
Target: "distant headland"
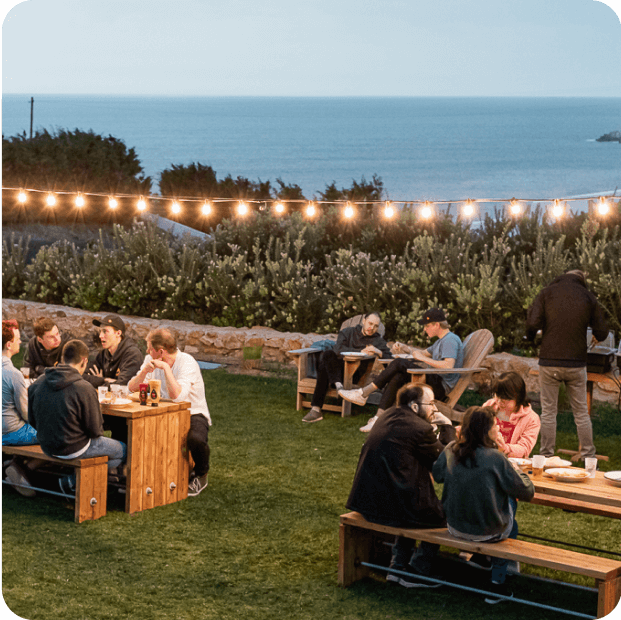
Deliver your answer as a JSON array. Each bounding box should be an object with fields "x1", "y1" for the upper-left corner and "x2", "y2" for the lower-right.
[{"x1": 596, "y1": 130, "x2": 621, "y2": 143}]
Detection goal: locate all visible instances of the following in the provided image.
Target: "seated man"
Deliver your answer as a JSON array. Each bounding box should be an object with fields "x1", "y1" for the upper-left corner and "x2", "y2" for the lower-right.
[
  {"x1": 302, "y1": 311, "x2": 392, "y2": 424},
  {"x1": 84, "y1": 314, "x2": 144, "y2": 388},
  {"x1": 346, "y1": 383, "x2": 456, "y2": 587},
  {"x1": 23, "y1": 317, "x2": 71, "y2": 380},
  {"x1": 128, "y1": 328, "x2": 211, "y2": 498},
  {"x1": 28, "y1": 339, "x2": 127, "y2": 496},
  {"x1": 340, "y1": 308, "x2": 463, "y2": 432}
]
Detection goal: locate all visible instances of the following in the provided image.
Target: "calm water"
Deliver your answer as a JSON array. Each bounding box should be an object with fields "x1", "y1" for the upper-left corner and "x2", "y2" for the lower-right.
[{"x1": 2, "y1": 95, "x2": 620, "y2": 204}]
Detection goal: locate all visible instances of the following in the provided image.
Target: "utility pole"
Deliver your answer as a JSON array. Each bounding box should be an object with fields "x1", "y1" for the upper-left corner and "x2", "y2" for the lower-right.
[{"x1": 30, "y1": 97, "x2": 34, "y2": 139}]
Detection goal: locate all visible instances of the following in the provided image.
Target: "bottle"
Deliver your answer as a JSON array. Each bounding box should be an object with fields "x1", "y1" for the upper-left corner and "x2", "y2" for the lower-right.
[{"x1": 139, "y1": 383, "x2": 148, "y2": 406}]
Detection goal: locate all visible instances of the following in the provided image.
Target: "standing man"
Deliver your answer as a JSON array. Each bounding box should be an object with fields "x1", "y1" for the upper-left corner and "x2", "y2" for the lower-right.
[
  {"x1": 23, "y1": 317, "x2": 70, "y2": 379},
  {"x1": 128, "y1": 328, "x2": 211, "y2": 497},
  {"x1": 526, "y1": 270, "x2": 609, "y2": 460},
  {"x1": 346, "y1": 383, "x2": 456, "y2": 587},
  {"x1": 84, "y1": 315, "x2": 143, "y2": 388},
  {"x1": 28, "y1": 339, "x2": 126, "y2": 496},
  {"x1": 340, "y1": 308, "x2": 463, "y2": 432}
]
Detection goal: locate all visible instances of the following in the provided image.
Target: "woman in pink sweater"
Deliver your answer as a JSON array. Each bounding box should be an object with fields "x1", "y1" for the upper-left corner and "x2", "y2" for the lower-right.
[{"x1": 483, "y1": 372, "x2": 541, "y2": 459}]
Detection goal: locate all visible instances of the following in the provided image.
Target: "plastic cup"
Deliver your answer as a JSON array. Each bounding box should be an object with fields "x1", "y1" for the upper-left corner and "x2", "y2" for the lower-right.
[
  {"x1": 532, "y1": 455, "x2": 546, "y2": 478},
  {"x1": 585, "y1": 457, "x2": 597, "y2": 478}
]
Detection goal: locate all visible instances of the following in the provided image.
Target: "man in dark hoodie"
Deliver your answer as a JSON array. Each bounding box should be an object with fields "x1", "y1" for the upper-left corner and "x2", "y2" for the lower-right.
[
  {"x1": 28, "y1": 339, "x2": 126, "y2": 496},
  {"x1": 525, "y1": 270, "x2": 609, "y2": 460},
  {"x1": 84, "y1": 315, "x2": 143, "y2": 388},
  {"x1": 23, "y1": 317, "x2": 71, "y2": 379}
]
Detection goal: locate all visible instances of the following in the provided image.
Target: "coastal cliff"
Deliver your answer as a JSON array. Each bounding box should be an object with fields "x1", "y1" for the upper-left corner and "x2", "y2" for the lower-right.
[{"x1": 596, "y1": 130, "x2": 621, "y2": 143}]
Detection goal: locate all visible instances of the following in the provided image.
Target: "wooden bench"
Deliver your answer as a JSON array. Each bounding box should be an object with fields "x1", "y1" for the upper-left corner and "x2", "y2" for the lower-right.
[
  {"x1": 339, "y1": 511, "x2": 621, "y2": 619},
  {"x1": 3, "y1": 444, "x2": 108, "y2": 523}
]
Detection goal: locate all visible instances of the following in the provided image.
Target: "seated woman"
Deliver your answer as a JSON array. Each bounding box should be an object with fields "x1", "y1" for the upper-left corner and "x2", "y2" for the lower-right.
[
  {"x1": 432, "y1": 406, "x2": 534, "y2": 600},
  {"x1": 483, "y1": 372, "x2": 541, "y2": 459}
]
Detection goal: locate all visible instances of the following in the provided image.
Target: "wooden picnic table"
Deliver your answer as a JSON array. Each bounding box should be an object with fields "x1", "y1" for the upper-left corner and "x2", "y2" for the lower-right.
[
  {"x1": 526, "y1": 468, "x2": 621, "y2": 519},
  {"x1": 102, "y1": 399, "x2": 191, "y2": 515}
]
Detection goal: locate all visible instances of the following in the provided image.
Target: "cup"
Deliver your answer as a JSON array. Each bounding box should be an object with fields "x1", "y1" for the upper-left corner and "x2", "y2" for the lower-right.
[
  {"x1": 585, "y1": 457, "x2": 597, "y2": 478},
  {"x1": 148, "y1": 379, "x2": 161, "y2": 407},
  {"x1": 532, "y1": 455, "x2": 546, "y2": 478},
  {"x1": 20, "y1": 367, "x2": 30, "y2": 380},
  {"x1": 110, "y1": 384, "x2": 122, "y2": 395},
  {"x1": 97, "y1": 386, "x2": 108, "y2": 402}
]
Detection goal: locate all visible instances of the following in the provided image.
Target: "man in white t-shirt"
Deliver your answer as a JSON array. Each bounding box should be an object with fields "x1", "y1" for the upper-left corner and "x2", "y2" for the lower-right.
[{"x1": 128, "y1": 328, "x2": 211, "y2": 497}]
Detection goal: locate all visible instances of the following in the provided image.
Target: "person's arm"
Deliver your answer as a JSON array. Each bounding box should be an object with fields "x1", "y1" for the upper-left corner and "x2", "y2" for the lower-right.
[
  {"x1": 128, "y1": 357, "x2": 153, "y2": 393},
  {"x1": 590, "y1": 300, "x2": 609, "y2": 343},
  {"x1": 525, "y1": 290, "x2": 545, "y2": 341},
  {"x1": 431, "y1": 447, "x2": 450, "y2": 483},
  {"x1": 369, "y1": 336, "x2": 392, "y2": 359},
  {"x1": 151, "y1": 359, "x2": 183, "y2": 400},
  {"x1": 14, "y1": 372, "x2": 29, "y2": 424},
  {"x1": 80, "y1": 385, "x2": 105, "y2": 439},
  {"x1": 333, "y1": 327, "x2": 353, "y2": 354},
  {"x1": 503, "y1": 409, "x2": 541, "y2": 459},
  {"x1": 84, "y1": 351, "x2": 106, "y2": 387},
  {"x1": 410, "y1": 348, "x2": 456, "y2": 369}
]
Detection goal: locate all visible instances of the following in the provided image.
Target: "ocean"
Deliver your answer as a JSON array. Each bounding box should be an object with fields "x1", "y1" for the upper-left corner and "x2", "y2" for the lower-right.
[{"x1": 2, "y1": 95, "x2": 620, "y2": 212}]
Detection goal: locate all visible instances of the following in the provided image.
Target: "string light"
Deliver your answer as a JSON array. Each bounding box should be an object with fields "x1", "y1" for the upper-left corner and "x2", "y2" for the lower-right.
[
  {"x1": 237, "y1": 201, "x2": 248, "y2": 216},
  {"x1": 462, "y1": 200, "x2": 475, "y2": 217},
  {"x1": 137, "y1": 197, "x2": 147, "y2": 211},
  {"x1": 274, "y1": 202, "x2": 285, "y2": 214},
  {"x1": 384, "y1": 201, "x2": 395, "y2": 219},
  {"x1": 420, "y1": 202, "x2": 433, "y2": 220},
  {"x1": 552, "y1": 199, "x2": 564, "y2": 219},
  {"x1": 597, "y1": 197, "x2": 610, "y2": 216},
  {"x1": 171, "y1": 201, "x2": 181, "y2": 215},
  {"x1": 305, "y1": 202, "x2": 316, "y2": 218},
  {"x1": 46, "y1": 193, "x2": 56, "y2": 207},
  {"x1": 17, "y1": 191, "x2": 27, "y2": 204},
  {"x1": 75, "y1": 194, "x2": 85, "y2": 207},
  {"x1": 108, "y1": 197, "x2": 118, "y2": 210},
  {"x1": 202, "y1": 201, "x2": 212, "y2": 216},
  {"x1": 344, "y1": 203, "x2": 354, "y2": 219},
  {"x1": 509, "y1": 199, "x2": 522, "y2": 216}
]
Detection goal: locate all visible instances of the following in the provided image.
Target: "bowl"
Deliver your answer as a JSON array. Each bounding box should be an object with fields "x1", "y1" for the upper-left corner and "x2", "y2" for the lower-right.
[{"x1": 603, "y1": 471, "x2": 621, "y2": 488}]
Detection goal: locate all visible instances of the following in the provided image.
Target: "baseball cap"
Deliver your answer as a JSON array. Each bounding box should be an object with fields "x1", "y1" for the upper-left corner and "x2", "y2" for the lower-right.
[
  {"x1": 93, "y1": 315, "x2": 126, "y2": 334},
  {"x1": 417, "y1": 308, "x2": 447, "y2": 325}
]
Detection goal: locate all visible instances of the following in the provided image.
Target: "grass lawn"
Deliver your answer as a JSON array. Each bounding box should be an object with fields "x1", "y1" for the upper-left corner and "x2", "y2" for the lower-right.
[{"x1": 3, "y1": 369, "x2": 621, "y2": 620}]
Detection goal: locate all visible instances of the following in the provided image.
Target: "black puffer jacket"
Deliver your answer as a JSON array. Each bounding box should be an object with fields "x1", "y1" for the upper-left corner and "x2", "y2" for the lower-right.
[{"x1": 525, "y1": 273, "x2": 609, "y2": 367}]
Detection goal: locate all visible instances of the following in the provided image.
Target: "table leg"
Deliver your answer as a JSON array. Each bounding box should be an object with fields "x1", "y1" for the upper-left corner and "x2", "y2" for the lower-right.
[{"x1": 341, "y1": 360, "x2": 361, "y2": 417}]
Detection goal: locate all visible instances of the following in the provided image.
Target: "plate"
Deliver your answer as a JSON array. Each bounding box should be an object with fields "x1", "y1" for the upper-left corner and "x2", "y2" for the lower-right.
[
  {"x1": 545, "y1": 468, "x2": 590, "y2": 483},
  {"x1": 100, "y1": 397, "x2": 132, "y2": 406},
  {"x1": 340, "y1": 351, "x2": 367, "y2": 357},
  {"x1": 509, "y1": 457, "x2": 531, "y2": 467},
  {"x1": 393, "y1": 353, "x2": 413, "y2": 359},
  {"x1": 544, "y1": 456, "x2": 572, "y2": 468},
  {"x1": 604, "y1": 471, "x2": 621, "y2": 488}
]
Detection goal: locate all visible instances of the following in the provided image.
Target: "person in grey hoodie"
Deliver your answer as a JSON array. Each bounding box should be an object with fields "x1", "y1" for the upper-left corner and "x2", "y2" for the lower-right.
[{"x1": 28, "y1": 339, "x2": 126, "y2": 497}]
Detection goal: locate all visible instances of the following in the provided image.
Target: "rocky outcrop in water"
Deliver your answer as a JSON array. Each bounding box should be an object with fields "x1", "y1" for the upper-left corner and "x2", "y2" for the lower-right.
[{"x1": 596, "y1": 130, "x2": 621, "y2": 143}]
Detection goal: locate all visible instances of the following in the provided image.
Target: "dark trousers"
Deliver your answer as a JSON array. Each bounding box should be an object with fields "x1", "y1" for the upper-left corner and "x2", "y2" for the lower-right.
[
  {"x1": 188, "y1": 414, "x2": 211, "y2": 478},
  {"x1": 374, "y1": 359, "x2": 447, "y2": 410},
  {"x1": 311, "y1": 350, "x2": 372, "y2": 408}
]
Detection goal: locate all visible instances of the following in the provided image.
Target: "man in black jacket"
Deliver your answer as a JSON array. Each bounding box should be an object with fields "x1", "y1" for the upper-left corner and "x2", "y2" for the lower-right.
[
  {"x1": 84, "y1": 315, "x2": 143, "y2": 388},
  {"x1": 23, "y1": 317, "x2": 71, "y2": 379},
  {"x1": 525, "y1": 270, "x2": 609, "y2": 460},
  {"x1": 28, "y1": 339, "x2": 126, "y2": 496},
  {"x1": 346, "y1": 383, "x2": 455, "y2": 586}
]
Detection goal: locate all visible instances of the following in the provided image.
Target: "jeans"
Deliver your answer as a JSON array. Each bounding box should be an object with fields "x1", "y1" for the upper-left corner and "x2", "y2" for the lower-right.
[
  {"x1": 2, "y1": 423, "x2": 38, "y2": 446},
  {"x1": 488, "y1": 497, "x2": 519, "y2": 584},
  {"x1": 188, "y1": 414, "x2": 210, "y2": 477},
  {"x1": 311, "y1": 350, "x2": 372, "y2": 408},
  {"x1": 538, "y1": 365, "x2": 595, "y2": 459},
  {"x1": 66, "y1": 436, "x2": 127, "y2": 487},
  {"x1": 373, "y1": 359, "x2": 447, "y2": 410}
]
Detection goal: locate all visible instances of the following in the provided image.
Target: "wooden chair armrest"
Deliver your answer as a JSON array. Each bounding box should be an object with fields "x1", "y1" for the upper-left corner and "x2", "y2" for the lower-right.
[
  {"x1": 288, "y1": 347, "x2": 322, "y2": 356},
  {"x1": 407, "y1": 367, "x2": 486, "y2": 375}
]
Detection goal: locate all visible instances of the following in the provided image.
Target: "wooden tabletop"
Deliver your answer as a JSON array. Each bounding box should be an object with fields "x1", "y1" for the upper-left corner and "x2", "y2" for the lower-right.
[{"x1": 102, "y1": 400, "x2": 191, "y2": 419}]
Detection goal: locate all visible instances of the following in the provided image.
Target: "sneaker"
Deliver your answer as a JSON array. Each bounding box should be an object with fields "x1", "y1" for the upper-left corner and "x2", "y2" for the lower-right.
[
  {"x1": 338, "y1": 388, "x2": 367, "y2": 406},
  {"x1": 188, "y1": 475, "x2": 208, "y2": 497},
  {"x1": 468, "y1": 553, "x2": 492, "y2": 571},
  {"x1": 302, "y1": 409, "x2": 323, "y2": 423},
  {"x1": 5, "y1": 463, "x2": 36, "y2": 498},
  {"x1": 484, "y1": 581, "x2": 514, "y2": 604},
  {"x1": 58, "y1": 475, "x2": 76, "y2": 499},
  {"x1": 396, "y1": 561, "x2": 441, "y2": 589},
  {"x1": 360, "y1": 415, "x2": 378, "y2": 433}
]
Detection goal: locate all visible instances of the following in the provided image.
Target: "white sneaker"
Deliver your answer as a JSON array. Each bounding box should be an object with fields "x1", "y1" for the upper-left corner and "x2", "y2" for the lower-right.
[
  {"x1": 339, "y1": 388, "x2": 367, "y2": 406},
  {"x1": 5, "y1": 463, "x2": 36, "y2": 498},
  {"x1": 360, "y1": 415, "x2": 378, "y2": 432}
]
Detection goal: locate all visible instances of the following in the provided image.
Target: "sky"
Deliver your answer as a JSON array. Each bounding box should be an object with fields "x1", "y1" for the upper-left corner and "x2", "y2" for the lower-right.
[{"x1": 1, "y1": 0, "x2": 621, "y2": 96}]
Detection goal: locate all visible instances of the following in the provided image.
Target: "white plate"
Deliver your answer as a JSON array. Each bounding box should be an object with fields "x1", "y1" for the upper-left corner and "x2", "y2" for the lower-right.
[
  {"x1": 604, "y1": 471, "x2": 621, "y2": 488},
  {"x1": 509, "y1": 458, "x2": 531, "y2": 467},
  {"x1": 545, "y1": 467, "x2": 590, "y2": 483},
  {"x1": 544, "y1": 457, "x2": 572, "y2": 468},
  {"x1": 340, "y1": 351, "x2": 367, "y2": 357},
  {"x1": 100, "y1": 397, "x2": 132, "y2": 405},
  {"x1": 393, "y1": 353, "x2": 413, "y2": 359}
]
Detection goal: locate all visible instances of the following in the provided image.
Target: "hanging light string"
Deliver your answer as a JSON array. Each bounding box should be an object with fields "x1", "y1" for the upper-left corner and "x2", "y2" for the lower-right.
[{"x1": 5, "y1": 186, "x2": 617, "y2": 220}]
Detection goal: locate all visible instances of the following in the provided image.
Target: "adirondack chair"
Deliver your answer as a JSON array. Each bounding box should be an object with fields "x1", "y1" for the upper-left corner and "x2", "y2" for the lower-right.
[
  {"x1": 406, "y1": 328, "x2": 494, "y2": 423},
  {"x1": 288, "y1": 315, "x2": 386, "y2": 418}
]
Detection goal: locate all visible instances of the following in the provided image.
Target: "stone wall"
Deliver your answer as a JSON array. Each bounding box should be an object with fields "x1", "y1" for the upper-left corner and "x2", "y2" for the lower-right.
[{"x1": 3, "y1": 299, "x2": 618, "y2": 405}]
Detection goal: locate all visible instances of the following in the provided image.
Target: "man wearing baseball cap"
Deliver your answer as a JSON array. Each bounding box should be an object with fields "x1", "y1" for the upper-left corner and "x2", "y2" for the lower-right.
[
  {"x1": 339, "y1": 307, "x2": 463, "y2": 432},
  {"x1": 84, "y1": 314, "x2": 143, "y2": 389}
]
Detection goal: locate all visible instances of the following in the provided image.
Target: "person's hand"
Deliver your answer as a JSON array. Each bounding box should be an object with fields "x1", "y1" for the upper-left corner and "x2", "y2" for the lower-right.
[
  {"x1": 410, "y1": 349, "x2": 426, "y2": 362},
  {"x1": 362, "y1": 345, "x2": 379, "y2": 356},
  {"x1": 88, "y1": 366, "x2": 103, "y2": 377},
  {"x1": 392, "y1": 342, "x2": 409, "y2": 355},
  {"x1": 150, "y1": 359, "x2": 169, "y2": 370}
]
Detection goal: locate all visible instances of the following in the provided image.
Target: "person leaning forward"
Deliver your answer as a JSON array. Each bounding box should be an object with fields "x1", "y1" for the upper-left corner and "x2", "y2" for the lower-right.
[
  {"x1": 339, "y1": 307, "x2": 463, "y2": 433},
  {"x1": 301, "y1": 311, "x2": 392, "y2": 423},
  {"x1": 23, "y1": 317, "x2": 71, "y2": 380},
  {"x1": 346, "y1": 383, "x2": 456, "y2": 587}
]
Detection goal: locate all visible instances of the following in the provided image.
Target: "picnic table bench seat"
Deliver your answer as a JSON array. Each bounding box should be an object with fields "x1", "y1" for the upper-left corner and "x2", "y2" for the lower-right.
[
  {"x1": 339, "y1": 511, "x2": 621, "y2": 619},
  {"x1": 2, "y1": 444, "x2": 108, "y2": 523}
]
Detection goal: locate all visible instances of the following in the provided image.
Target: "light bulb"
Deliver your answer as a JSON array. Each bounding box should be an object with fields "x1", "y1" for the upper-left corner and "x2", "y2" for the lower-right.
[
  {"x1": 384, "y1": 202, "x2": 395, "y2": 218},
  {"x1": 46, "y1": 194, "x2": 56, "y2": 206},
  {"x1": 306, "y1": 203, "x2": 316, "y2": 217},
  {"x1": 109, "y1": 197, "x2": 118, "y2": 209},
  {"x1": 137, "y1": 198, "x2": 147, "y2": 211},
  {"x1": 75, "y1": 195, "x2": 85, "y2": 207},
  {"x1": 237, "y1": 202, "x2": 248, "y2": 216},
  {"x1": 17, "y1": 191, "x2": 27, "y2": 203},
  {"x1": 171, "y1": 201, "x2": 181, "y2": 215},
  {"x1": 202, "y1": 201, "x2": 212, "y2": 216}
]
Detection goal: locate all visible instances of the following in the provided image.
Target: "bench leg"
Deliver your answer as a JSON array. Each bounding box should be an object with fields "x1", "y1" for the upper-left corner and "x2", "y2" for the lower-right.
[
  {"x1": 75, "y1": 462, "x2": 108, "y2": 523},
  {"x1": 597, "y1": 575, "x2": 621, "y2": 619},
  {"x1": 339, "y1": 523, "x2": 375, "y2": 587}
]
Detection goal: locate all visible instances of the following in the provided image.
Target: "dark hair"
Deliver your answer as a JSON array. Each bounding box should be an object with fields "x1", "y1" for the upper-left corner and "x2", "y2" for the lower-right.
[
  {"x1": 33, "y1": 317, "x2": 58, "y2": 338},
  {"x1": 452, "y1": 406, "x2": 497, "y2": 467},
  {"x1": 396, "y1": 383, "x2": 433, "y2": 419},
  {"x1": 363, "y1": 311, "x2": 381, "y2": 321},
  {"x1": 493, "y1": 372, "x2": 528, "y2": 411},
  {"x1": 147, "y1": 328, "x2": 177, "y2": 354},
  {"x1": 2, "y1": 320, "x2": 19, "y2": 349},
  {"x1": 61, "y1": 339, "x2": 89, "y2": 365}
]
